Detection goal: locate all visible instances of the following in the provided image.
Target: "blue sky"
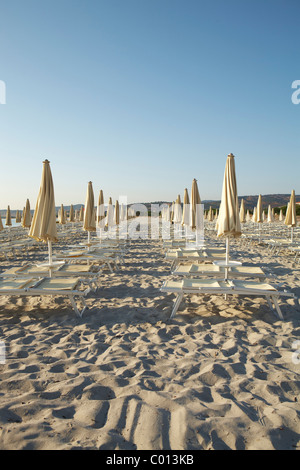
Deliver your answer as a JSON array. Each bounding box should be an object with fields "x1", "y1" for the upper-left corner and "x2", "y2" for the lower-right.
[{"x1": 0, "y1": 0, "x2": 299, "y2": 209}]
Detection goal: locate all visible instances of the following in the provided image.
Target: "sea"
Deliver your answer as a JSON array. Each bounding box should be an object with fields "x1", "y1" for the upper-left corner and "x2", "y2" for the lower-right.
[{"x1": 1, "y1": 219, "x2": 21, "y2": 228}]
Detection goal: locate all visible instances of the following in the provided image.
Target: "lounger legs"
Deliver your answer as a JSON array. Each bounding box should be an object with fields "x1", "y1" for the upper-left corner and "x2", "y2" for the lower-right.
[
  {"x1": 170, "y1": 260, "x2": 176, "y2": 272},
  {"x1": 271, "y1": 296, "x2": 284, "y2": 320},
  {"x1": 266, "y1": 295, "x2": 284, "y2": 320},
  {"x1": 170, "y1": 293, "x2": 184, "y2": 319},
  {"x1": 69, "y1": 296, "x2": 88, "y2": 318}
]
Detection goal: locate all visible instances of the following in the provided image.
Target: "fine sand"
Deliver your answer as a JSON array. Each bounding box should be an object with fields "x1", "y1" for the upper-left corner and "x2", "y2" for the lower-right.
[{"x1": 0, "y1": 224, "x2": 299, "y2": 450}]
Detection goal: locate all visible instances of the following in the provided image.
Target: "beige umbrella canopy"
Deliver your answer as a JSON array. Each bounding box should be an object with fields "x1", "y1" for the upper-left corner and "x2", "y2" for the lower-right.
[
  {"x1": 217, "y1": 154, "x2": 241, "y2": 239},
  {"x1": 252, "y1": 206, "x2": 257, "y2": 222},
  {"x1": 279, "y1": 208, "x2": 283, "y2": 222},
  {"x1": 59, "y1": 204, "x2": 66, "y2": 224},
  {"x1": 173, "y1": 194, "x2": 182, "y2": 225},
  {"x1": 5, "y1": 206, "x2": 12, "y2": 227},
  {"x1": 16, "y1": 210, "x2": 21, "y2": 223},
  {"x1": 22, "y1": 199, "x2": 31, "y2": 228},
  {"x1": 114, "y1": 200, "x2": 120, "y2": 226},
  {"x1": 256, "y1": 195, "x2": 263, "y2": 224},
  {"x1": 217, "y1": 153, "x2": 241, "y2": 271},
  {"x1": 83, "y1": 181, "x2": 96, "y2": 237},
  {"x1": 285, "y1": 190, "x2": 297, "y2": 241},
  {"x1": 120, "y1": 202, "x2": 127, "y2": 223},
  {"x1": 190, "y1": 178, "x2": 201, "y2": 230},
  {"x1": 29, "y1": 159, "x2": 58, "y2": 266},
  {"x1": 69, "y1": 204, "x2": 75, "y2": 223},
  {"x1": 0, "y1": 212, "x2": 3, "y2": 231},
  {"x1": 181, "y1": 188, "x2": 190, "y2": 226},
  {"x1": 190, "y1": 178, "x2": 203, "y2": 246},
  {"x1": 97, "y1": 190, "x2": 106, "y2": 228},
  {"x1": 267, "y1": 204, "x2": 274, "y2": 223},
  {"x1": 285, "y1": 190, "x2": 297, "y2": 227},
  {"x1": 207, "y1": 206, "x2": 213, "y2": 222},
  {"x1": 170, "y1": 201, "x2": 175, "y2": 224},
  {"x1": 106, "y1": 197, "x2": 114, "y2": 228},
  {"x1": 239, "y1": 199, "x2": 246, "y2": 223},
  {"x1": 79, "y1": 205, "x2": 84, "y2": 222}
]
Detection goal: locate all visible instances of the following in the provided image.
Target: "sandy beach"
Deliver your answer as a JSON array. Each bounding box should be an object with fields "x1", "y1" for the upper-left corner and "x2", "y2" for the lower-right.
[{"x1": 0, "y1": 224, "x2": 299, "y2": 450}]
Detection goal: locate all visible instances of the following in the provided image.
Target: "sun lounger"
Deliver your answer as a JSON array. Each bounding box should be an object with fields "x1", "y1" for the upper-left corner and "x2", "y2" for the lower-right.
[
  {"x1": 161, "y1": 278, "x2": 296, "y2": 320},
  {"x1": 288, "y1": 245, "x2": 300, "y2": 262},
  {"x1": 0, "y1": 277, "x2": 91, "y2": 317},
  {"x1": 165, "y1": 247, "x2": 229, "y2": 271},
  {"x1": 172, "y1": 264, "x2": 267, "y2": 281},
  {"x1": 0, "y1": 262, "x2": 102, "y2": 292},
  {"x1": 52, "y1": 249, "x2": 119, "y2": 272}
]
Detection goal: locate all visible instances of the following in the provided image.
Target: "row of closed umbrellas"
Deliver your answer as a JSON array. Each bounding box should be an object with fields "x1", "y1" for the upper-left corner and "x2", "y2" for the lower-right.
[
  {"x1": 164, "y1": 153, "x2": 297, "y2": 263},
  {"x1": 6, "y1": 156, "x2": 297, "y2": 266},
  {"x1": 0, "y1": 199, "x2": 32, "y2": 230}
]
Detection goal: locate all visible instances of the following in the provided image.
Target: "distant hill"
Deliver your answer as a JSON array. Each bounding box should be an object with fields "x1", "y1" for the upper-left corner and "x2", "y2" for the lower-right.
[
  {"x1": 202, "y1": 194, "x2": 300, "y2": 211},
  {"x1": 138, "y1": 194, "x2": 300, "y2": 212},
  {"x1": 2, "y1": 194, "x2": 299, "y2": 217}
]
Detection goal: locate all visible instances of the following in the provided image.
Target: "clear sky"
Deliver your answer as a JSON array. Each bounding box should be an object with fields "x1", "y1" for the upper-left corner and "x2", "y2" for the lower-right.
[{"x1": 0, "y1": 0, "x2": 299, "y2": 209}]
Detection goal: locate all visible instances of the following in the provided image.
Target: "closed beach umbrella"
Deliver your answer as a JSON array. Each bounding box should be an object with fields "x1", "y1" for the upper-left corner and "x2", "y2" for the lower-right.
[
  {"x1": 246, "y1": 209, "x2": 251, "y2": 222},
  {"x1": 165, "y1": 204, "x2": 170, "y2": 222},
  {"x1": 97, "y1": 190, "x2": 106, "y2": 228},
  {"x1": 190, "y1": 178, "x2": 201, "y2": 230},
  {"x1": 172, "y1": 194, "x2": 182, "y2": 238},
  {"x1": 79, "y1": 206, "x2": 84, "y2": 222},
  {"x1": 252, "y1": 206, "x2": 257, "y2": 222},
  {"x1": 256, "y1": 195, "x2": 263, "y2": 242},
  {"x1": 114, "y1": 200, "x2": 120, "y2": 226},
  {"x1": 83, "y1": 182, "x2": 96, "y2": 247},
  {"x1": 256, "y1": 195, "x2": 263, "y2": 224},
  {"x1": 181, "y1": 188, "x2": 190, "y2": 226},
  {"x1": 217, "y1": 153, "x2": 241, "y2": 274},
  {"x1": 239, "y1": 199, "x2": 246, "y2": 223},
  {"x1": 267, "y1": 204, "x2": 274, "y2": 223},
  {"x1": 106, "y1": 197, "x2": 114, "y2": 228},
  {"x1": 0, "y1": 213, "x2": 3, "y2": 231},
  {"x1": 285, "y1": 189, "x2": 297, "y2": 241},
  {"x1": 172, "y1": 194, "x2": 182, "y2": 223},
  {"x1": 59, "y1": 204, "x2": 66, "y2": 224},
  {"x1": 5, "y1": 206, "x2": 12, "y2": 227},
  {"x1": 15, "y1": 210, "x2": 21, "y2": 223},
  {"x1": 120, "y1": 203, "x2": 127, "y2": 222},
  {"x1": 22, "y1": 199, "x2": 31, "y2": 228},
  {"x1": 207, "y1": 206, "x2": 213, "y2": 222},
  {"x1": 170, "y1": 201, "x2": 175, "y2": 224},
  {"x1": 279, "y1": 209, "x2": 283, "y2": 221},
  {"x1": 190, "y1": 178, "x2": 203, "y2": 246},
  {"x1": 29, "y1": 159, "x2": 58, "y2": 267},
  {"x1": 69, "y1": 204, "x2": 75, "y2": 223}
]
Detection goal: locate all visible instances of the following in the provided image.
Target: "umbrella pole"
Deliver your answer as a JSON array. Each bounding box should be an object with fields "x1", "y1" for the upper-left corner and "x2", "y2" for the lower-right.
[
  {"x1": 225, "y1": 237, "x2": 229, "y2": 281},
  {"x1": 48, "y1": 240, "x2": 53, "y2": 278},
  {"x1": 48, "y1": 240, "x2": 53, "y2": 265},
  {"x1": 291, "y1": 226, "x2": 294, "y2": 243},
  {"x1": 88, "y1": 231, "x2": 91, "y2": 250}
]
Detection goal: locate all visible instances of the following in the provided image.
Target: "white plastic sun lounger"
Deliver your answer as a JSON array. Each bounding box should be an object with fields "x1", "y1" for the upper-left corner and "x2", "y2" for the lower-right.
[
  {"x1": 172, "y1": 264, "x2": 268, "y2": 281},
  {"x1": 0, "y1": 263, "x2": 103, "y2": 292},
  {"x1": 161, "y1": 278, "x2": 297, "y2": 320},
  {"x1": 0, "y1": 277, "x2": 91, "y2": 317},
  {"x1": 52, "y1": 249, "x2": 119, "y2": 272},
  {"x1": 165, "y1": 248, "x2": 229, "y2": 271}
]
